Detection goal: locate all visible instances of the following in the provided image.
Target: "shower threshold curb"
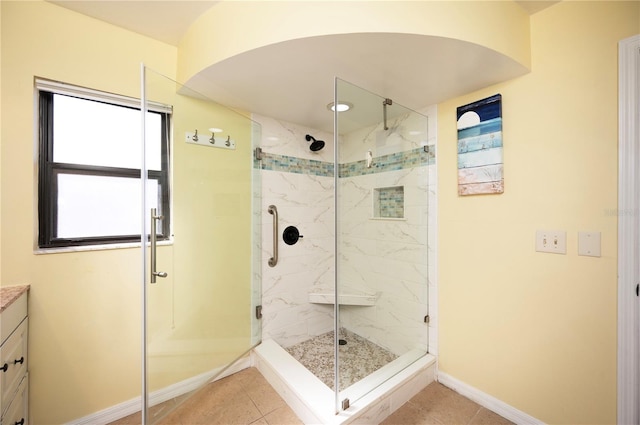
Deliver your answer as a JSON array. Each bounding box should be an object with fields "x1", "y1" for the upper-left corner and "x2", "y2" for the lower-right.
[{"x1": 252, "y1": 339, "x2": 436, "y2": 425}]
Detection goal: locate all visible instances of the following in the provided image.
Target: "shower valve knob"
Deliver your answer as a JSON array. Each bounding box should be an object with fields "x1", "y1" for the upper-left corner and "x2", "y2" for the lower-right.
[{"x1": 283, "y1": 226, "x2": 302, "y2": 245}]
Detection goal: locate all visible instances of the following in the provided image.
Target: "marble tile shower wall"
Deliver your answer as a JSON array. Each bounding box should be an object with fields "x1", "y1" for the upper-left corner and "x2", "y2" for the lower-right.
[
  {"x1": 253, "y1": 105, "x2": 438, "y2": 356},
  {"x1": 337, "y1": 109, "x2": 435, "y2": 357},
  {"x1": 254, "y1": 114, "x2": 336, "y2": 348}
]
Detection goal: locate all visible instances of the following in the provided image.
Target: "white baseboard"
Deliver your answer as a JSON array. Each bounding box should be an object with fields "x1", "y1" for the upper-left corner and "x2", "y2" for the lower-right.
[
  {"x1": 437, "y1": 371, "x2": 545, "y2": 425},
  {"x1": 66, "y1": 356, "x2": 251, "y2": 425}
]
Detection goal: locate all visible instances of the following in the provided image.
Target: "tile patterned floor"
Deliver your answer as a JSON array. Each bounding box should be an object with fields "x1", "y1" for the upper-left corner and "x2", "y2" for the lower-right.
[
  {"x1": 109, "y1": 367, "x2": 302, "y2": 425},
  {"x1": 381, "y1": 381, "x2": 514, "y2": 425},
  {"x1": 109, "y1": 367, "x2": 513, "y2": 425}
]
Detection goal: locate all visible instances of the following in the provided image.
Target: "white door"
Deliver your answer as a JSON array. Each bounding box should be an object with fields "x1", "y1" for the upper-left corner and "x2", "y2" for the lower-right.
[{"x1": 618, "y1": 34, "x2": 640, "y2": 425}]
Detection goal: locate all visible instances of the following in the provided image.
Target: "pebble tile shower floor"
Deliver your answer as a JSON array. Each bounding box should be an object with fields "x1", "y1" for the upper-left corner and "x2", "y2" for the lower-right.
[{"x1": 285, "y1": 328, "x2": 397, "y2": 389}]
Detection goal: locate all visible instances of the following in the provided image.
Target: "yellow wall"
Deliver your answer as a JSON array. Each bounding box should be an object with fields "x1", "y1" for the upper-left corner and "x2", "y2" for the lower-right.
[
  {"x1": 438, "y1": 2, "x2": 638, "y2": 423},
  {"x1": 0, "y1": 2, "x2": 177, "y2": 422},
  {"x1": 2, "y1": 2, "x2": 257, "y2": 422}
]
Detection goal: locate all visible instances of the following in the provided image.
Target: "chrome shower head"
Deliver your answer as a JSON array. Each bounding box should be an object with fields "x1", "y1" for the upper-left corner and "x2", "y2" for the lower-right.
[{"x1": 305, "y1": 134, "x2": 325, "y2": 152}]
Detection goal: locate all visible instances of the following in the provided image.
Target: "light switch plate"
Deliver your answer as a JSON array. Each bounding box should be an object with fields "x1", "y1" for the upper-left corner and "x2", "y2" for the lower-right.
[
  {"x1": 536, "y1": 230, "x2": 567, "y2": 254},
  {"x1": 578, "y1": 231, "x2": 601, "y2": 257}
]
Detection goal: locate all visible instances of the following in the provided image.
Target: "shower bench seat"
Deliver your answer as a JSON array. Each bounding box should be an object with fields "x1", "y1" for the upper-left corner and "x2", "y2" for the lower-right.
[{"x1": 308, "y1": 292, "x2": 377, "y2": 306}]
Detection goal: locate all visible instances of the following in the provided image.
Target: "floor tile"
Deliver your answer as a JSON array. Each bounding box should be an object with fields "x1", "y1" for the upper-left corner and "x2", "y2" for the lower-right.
[
  {"x1": 381, "y1": 401, "x2": 444, "y2": 425},
  {"x1": 263, "y1": 405, "x2": 305, "y2": 425},
  {"x1": 107, "y1": 411, "x2": 141, "y2": 425},
  {"x1": 107, "y1": 369, "x2": 514, "y2": 425},
  {"x1": 469, "y1": 407, "x2": 514, "y2": 425},
  {"x1": 236, "y1": 367, "x2": 287, "y2": 416},
  {"x1": 246, "y1": 380, "x2": 287, "y2": 416}
]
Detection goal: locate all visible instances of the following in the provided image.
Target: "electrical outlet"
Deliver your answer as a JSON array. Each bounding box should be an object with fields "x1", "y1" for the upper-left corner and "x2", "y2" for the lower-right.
[{"x1": 536, "y1": 230, "x2": 566, "y2": 254}]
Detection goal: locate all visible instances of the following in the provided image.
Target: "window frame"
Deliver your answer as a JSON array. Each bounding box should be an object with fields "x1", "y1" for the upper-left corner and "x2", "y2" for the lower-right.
[{"x1": 36, "y1": 79, "x2": 171, "y2": 249}]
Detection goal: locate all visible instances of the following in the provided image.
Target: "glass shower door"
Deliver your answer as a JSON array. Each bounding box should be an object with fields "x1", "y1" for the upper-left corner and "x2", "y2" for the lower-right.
[
  {"x1": 142, "y1": 67, "x2": 262, "y2": 424},
  {"x1": 334, "y1": 78, "x2": 430, "y2": 410}
]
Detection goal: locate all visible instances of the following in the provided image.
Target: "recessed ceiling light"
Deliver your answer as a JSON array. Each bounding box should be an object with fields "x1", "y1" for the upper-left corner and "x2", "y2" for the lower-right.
[{"x1": 327, "y1": 102, "x2": 353, "y2": 112}]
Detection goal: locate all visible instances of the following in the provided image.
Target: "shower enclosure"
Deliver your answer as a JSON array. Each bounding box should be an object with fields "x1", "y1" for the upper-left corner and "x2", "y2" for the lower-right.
[
  {"x1": 257, "y1": 77, "x2": 433, "y2": 418},
  {"x1": 138, "y1": 68, "x2": 432, "y2": 422},
  {"x1": 140, "y1": 67, "x2": 262, "y2": 424}
]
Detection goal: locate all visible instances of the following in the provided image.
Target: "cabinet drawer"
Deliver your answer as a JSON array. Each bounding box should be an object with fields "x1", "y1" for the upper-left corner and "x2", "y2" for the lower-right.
[
  {"x1": 0, "y1": 318, "x2": 27, "y2": 414},
  {"x1": 1, "y1": 294, "x2": 27, "y2": 346},
  {"x1": 1, "y1": 373, "x2": 28, "y2": 425}
]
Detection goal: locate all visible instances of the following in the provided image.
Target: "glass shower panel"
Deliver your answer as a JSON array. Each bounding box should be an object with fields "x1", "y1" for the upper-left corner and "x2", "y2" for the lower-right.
[
  {"x1": 142, "y1": 67, "x2": 262, "y2": 424},
  {"x1": 335, "y1": 78, "x2": 430, "y2": 409}
]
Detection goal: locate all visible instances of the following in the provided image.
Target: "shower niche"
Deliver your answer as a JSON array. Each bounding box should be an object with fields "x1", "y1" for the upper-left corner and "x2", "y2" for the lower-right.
[{"x1": 372, "y1": 185, "x2": 405, "y2": 219}]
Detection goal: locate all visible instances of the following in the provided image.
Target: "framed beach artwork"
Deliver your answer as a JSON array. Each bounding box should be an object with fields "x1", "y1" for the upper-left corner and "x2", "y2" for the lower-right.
[{"x1": 456, "y1": 94, "x2": 503, "y2": 195}]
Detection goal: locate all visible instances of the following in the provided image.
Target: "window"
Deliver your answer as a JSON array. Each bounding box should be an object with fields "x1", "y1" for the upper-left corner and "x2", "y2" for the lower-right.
[{"x1": 37, "y1": 79, "x2": 171, "y2": 248}]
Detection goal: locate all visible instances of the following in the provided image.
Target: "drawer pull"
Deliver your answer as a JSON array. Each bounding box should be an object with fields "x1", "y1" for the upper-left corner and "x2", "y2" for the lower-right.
[
  {"x1": 15, "y1": 419, "x2": 25, "y2": 425},
  {"x1": 1, "y1": 363, "x2": 7, "y2": 372},
  {"x1": 14, "y1": 356, "x2": 24, "y2": 365}
]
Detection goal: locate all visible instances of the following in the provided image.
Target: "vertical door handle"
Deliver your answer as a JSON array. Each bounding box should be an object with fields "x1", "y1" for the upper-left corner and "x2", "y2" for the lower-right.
[{"x1": 150, "y1": 208, "x2": 168, "y2": 283}]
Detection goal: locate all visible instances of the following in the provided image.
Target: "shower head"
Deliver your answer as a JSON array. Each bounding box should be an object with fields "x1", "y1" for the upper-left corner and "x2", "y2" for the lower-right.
[{"x1": 305, "y1": 134, "x2": 325, "y2": 152}]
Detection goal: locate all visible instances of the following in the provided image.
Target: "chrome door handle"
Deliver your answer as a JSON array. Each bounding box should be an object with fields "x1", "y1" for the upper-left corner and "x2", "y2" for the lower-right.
[
  {"x1": 268, "y1": 205, "x2": 278, "y2": 267},
  {"x1": 150, "y1": 208, "x2": 167, "y2": 283}
]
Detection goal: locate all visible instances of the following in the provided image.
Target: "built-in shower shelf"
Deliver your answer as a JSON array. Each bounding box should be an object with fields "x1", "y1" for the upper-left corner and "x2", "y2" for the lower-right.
[{"x1": 308, "y1": 293, "x2": 377, "y2": 306}]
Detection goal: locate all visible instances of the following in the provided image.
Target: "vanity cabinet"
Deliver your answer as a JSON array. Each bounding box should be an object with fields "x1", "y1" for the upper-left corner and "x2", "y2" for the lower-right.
[{"x1": 0, "y1": 289, "x2": 28, "y2": 425}]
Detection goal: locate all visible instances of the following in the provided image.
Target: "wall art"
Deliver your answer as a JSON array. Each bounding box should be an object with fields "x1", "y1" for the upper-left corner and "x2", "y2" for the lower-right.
[{"x1": 456, "y1": 94, "x2": 503, "y2": 195}]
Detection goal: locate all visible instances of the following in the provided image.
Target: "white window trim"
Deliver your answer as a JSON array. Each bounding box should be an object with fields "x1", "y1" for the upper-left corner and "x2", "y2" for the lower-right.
[{"x1": 35, "y1": 77, "x2": 172, "y2": 114}]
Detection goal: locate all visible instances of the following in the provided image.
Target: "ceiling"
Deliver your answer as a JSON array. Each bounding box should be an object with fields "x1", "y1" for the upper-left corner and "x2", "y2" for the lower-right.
[
  {"x1": 49, "y1": 1, "x2": 219, "y2": 46},
  {"x1": 49, "y1": 1, "x2": 558, "y2": 47},
  {"x1": 48, "y1": 1, "x2": 559, "y2": 133}
]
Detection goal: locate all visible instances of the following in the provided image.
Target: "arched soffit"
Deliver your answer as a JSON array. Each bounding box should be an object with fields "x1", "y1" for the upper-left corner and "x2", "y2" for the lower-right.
[
  {"x1": 179, "y1": 1, "x2": 531, "y2": 82},
  {"x1": 177, "y1": 2, "x2": 531, "y2": 131}
]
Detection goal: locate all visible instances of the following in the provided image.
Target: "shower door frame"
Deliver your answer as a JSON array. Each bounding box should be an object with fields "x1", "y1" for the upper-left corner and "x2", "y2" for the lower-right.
[{"x1": 332, "y1": 78, "x2": 341, "y2": 414}]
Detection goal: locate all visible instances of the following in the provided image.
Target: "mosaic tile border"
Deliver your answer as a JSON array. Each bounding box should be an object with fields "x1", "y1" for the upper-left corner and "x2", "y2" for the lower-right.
[
  {"x1": 255, "y1": 152, "x2": 334, "y2": 177},
  {"x1": 339, "y1": 146, "x2": 435, "y2": 178},
  {"x1": 255, "y1": 145, "x2": 435, "y2": 178}
]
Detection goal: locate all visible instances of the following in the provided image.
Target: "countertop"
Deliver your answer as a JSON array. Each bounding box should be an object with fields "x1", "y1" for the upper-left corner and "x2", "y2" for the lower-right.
[{"x1": 0, "y1": 285, "x2": 30, "y2": 313}]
